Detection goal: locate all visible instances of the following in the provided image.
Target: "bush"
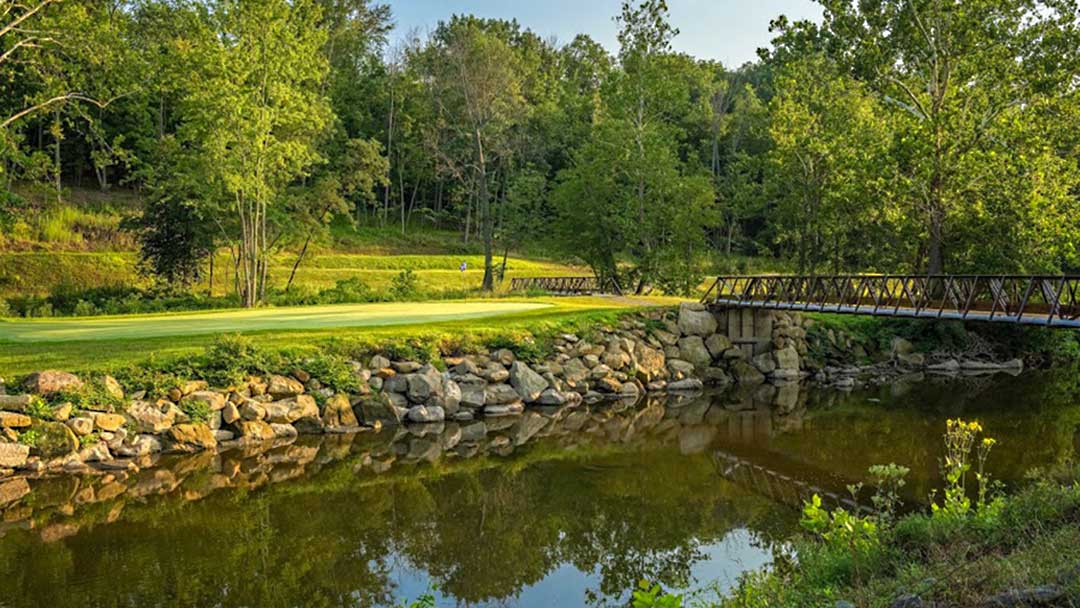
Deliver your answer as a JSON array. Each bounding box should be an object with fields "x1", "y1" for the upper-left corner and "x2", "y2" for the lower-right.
[{"x1": 390, "y1": 269, "x2": 419, "y2": 300}]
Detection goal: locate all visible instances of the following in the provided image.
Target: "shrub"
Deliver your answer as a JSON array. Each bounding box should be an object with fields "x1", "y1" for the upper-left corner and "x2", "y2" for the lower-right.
[
  {"x1": 390, "y1": 269, "x2": 419, "y2": 300},
  {"x1": 179, "y1": 398, "x2": 211, "y2": 423},
  {"x1": 301, "y1": 354, "x2": 361, "y2": 393},
  {"x1": 0, "y1": 298, "x2": 11, "y2": 318}
]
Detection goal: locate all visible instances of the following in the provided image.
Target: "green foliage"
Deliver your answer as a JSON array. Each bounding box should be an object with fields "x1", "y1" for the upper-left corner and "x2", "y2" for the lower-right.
[
  {"x1": 389, "y1": 269, "x2": 419, "y2": 300},
  {"x1": 799, "y1": 495, "x2": 881, "y2": 584},
  {"x1": 299, "y1": 354, "x2": 361, "y2": 393},
  {"x1": 179, "y1": 399, "x2": 211, "y2": 424},
  {"x1": 867, "y1": 463, "x2": 909, "y2": 523},
  {"x1": 396, "y1": 593, "x2": 435, "y2": 608},
  {"x1": 25, "y1": 395, "x2": 54, "y2": 420},
  {"x1": 16, "y1": 429, "x2": 41, "y2": 448},
  {"x1": 631, "y1": 581, "x2": 684, "y2": 608}
]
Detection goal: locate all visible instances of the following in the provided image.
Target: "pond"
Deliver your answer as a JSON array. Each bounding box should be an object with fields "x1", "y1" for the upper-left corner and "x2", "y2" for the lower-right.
[{"x1": 0, "y1": 370, "x2": 1077, "y2": 607}]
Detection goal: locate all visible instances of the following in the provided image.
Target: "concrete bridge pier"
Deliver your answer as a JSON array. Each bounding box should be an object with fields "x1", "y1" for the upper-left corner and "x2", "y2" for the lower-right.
[{"x1": 711, "y1": 306, "x2": 774, "y2": 359}]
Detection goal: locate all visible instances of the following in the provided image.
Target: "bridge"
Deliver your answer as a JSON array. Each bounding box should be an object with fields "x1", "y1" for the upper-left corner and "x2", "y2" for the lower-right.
[
  {"x1": 701, "y1": 275, "x2": 1080, "y2": 328},
  {"x1": 510, "y1": 276, "x2": 622, "y2": 295}
]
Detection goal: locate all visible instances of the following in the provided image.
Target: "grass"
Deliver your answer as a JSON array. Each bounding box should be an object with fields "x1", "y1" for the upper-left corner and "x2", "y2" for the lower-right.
[
  {"x1": 0, "y1": 295, "x2": 681, "y2": 374},
  {"x1": 0, "y1": 251, "x2": 587, "y2": 299}
]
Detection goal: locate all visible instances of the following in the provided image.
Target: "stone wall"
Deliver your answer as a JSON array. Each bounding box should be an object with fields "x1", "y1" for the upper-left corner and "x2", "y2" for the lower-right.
[{"x1": 0, "y1": 303, "x2": 1025, "y2": 479}]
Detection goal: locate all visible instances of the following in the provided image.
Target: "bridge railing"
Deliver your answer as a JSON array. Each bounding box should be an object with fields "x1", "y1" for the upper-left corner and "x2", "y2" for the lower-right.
[
  {"x1": 509, "y1": 276, "x2": 623, "y2": 296},
  {"x1": 701, "y1": 274, "x2": 1080, "y2": 327}
]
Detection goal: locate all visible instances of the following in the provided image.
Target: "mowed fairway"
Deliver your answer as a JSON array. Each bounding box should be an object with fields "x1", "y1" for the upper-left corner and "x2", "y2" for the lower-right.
[{"x1": 0, "y1": 300, "x2": 553, "y2": 343}]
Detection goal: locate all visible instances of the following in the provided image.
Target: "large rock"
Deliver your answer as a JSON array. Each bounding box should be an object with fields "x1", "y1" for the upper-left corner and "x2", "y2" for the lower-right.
[
  {"x1": 355, "y1": 394, "x2": 403, "y2": 426},
  {"x1": 0, "y1": 394, "x2": 31, "y2": 412},
  {"x1": 677, "y1": 336, "x2": 712, "y2": 368},
  {"x1": 163, "y1": 423, "x2": 217, "y2": 453},
  {"x1": 32, "y1": 420, "x2": 80, "y2": 458},
  {"x1": 0, "y1": 411, "x2": 31, "y2": 428},
  {"x1": 407, "y1": 405, "x2": 446, "y2": 423},
  {"x1": 677, "y1": 303, "x2": 718, "y2": 337},
  {"x1": 321, "y1": 394, "x2": 359, "y2": 429},
  {"x1": 485, "y1": 383, "x2": 522, "y2": 406},
  {"x1": 752, "y1": 352, "x2": 777, "y2": 374},
  {"x1": 730, "y1": 360, "x2": 765, "y2": 385},
  {"x1": 265, "y1": 395, "x2": 318, "y2": 424},
  {"x1": 0, "y1": 442, "x2": 29, "y2": 468},
  {"x1": 705, "y1": 334, "x2": 733, "y2": 359},
  {"x1": 24, "y1": 371, "x2": 83, "y2": 396},
  {"x1": 266, "y1": 375, "x2": 304, "y2": 398},
  {"x1": 509, "y1": 361, "x2": 548, "y2": 403},
  {"x1": 460, "y1": 385, "x2": 487, "y2": 409},
  {"x1": 407, "y1": 366, "x2": 443, "y2": 403},
  {"x1": 633, "y1": 344, "x2": 666, "y2": 381},
  {"x1": 668, "y1": 378, "x2": 704, "y2": 392},
  {"x1": 91, "y1": 412, "x2": 126, "y2": 432},
  {"x1": 182, "y1": 390, "x2": 227, "y2": 411},
  {"x1": 235, "y1": 420, "x2": 276, "y2": 442},
  {"x1": 0, "y1": 478, "x2": 30, "y2": 506},
  {"x1": 774, "y1": 346, "x2": 800, "y2": 370},
  {"x1": 127, "y1": 400, "x2": 179, "y2": 432}
]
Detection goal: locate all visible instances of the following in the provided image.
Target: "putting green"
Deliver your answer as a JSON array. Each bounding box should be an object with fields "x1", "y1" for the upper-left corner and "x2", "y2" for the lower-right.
[{"x1": 0, "y1": 301, "x2": 553, "y2": 343}]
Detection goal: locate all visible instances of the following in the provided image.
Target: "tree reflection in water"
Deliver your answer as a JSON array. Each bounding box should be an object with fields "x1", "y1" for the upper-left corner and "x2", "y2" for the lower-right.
[{"x1": 0, "y1": 370, "x2": 1077, "y2": 607}]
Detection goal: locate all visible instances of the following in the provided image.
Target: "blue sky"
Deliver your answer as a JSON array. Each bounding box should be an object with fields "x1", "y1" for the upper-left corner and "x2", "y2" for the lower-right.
[{"x1": 383, "y1": 0, "x2": 822, "y2": 67}]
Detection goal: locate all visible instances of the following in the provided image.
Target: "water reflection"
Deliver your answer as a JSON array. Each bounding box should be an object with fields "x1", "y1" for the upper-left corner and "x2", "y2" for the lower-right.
[{"x1": 0, "y1": 371, "x2": 1077, "y2": 607}]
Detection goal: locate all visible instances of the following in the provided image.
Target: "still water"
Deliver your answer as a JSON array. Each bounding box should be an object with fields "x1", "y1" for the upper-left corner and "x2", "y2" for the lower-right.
[{"x1": 0, "y1": 371, "x2": 1078, "y2": 607}]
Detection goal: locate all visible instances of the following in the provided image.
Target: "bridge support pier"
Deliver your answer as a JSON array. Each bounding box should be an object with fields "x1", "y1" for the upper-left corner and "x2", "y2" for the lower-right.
[{"x1": 711, "y1": 306, "x2": 774, "y2": 358}]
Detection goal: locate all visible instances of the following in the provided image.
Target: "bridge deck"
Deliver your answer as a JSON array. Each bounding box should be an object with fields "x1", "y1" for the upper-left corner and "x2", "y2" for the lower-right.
[
  {"x1": 510, "y1": 276, "x2": 622, "y2": 295},
  {"x1": 702, "y1": 275, "x2": 1080, "y2": 328}
]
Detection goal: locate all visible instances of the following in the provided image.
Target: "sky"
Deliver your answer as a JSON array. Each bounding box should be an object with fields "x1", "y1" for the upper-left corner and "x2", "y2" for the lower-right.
[{"x1": 383, "y1": 0, "x2": 822, "y2": 67}]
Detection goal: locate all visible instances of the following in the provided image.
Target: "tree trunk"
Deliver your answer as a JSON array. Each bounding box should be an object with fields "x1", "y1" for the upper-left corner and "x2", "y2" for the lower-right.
[
  {"x1": 477, "y1": 130, "x2": 494, "y2": 292},
  {"x1": 286, "y1": 234, "x2": 312, "y2": 293}
]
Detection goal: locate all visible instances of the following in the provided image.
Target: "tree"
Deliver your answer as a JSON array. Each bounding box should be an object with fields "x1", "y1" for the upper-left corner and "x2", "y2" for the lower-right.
[
  {"x1": 552, "y1": 0, "x2": 717, "y2": 294},
  {"x1": 420, "y1": 20, "x2": 524, "y2": 291},
  {"x1": 764, "y1": 55, "x2": 896, "y2": 272},
  {"x1": 771, "y1": 0, "x2": 1080, "y2": 273},
  {"x1": 182, "y1": 0, "x2": 332, "y2": 307}
]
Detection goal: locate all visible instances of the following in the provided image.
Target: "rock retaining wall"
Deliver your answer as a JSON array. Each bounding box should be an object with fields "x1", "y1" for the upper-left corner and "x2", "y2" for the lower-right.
[{"x1": 0, "y1": 304, "x2": 1027, "y2": 479}]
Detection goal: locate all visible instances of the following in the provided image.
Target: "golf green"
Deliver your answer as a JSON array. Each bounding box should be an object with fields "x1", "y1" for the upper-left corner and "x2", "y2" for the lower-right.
[{"x1": 0, "y1": 301, "x2": 553, "y2": 343}]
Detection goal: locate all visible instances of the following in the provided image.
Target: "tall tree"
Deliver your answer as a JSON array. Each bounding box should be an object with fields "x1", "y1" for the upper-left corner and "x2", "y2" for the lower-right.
[{"x1": 183, "y1": 0, "x2": 332, "y2": 306}]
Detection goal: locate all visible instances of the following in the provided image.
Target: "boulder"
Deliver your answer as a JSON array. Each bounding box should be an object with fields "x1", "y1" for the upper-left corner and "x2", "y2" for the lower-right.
[
  {"x1": 235, "y1": 420, "x2": 276, "y2": 442},
  {"x1": 668, "y1": 378, "x2": 704, "y2": 392},
  {"x1": 536, "y1": 388, "x2": 569, "y2": 406},
  {"x1": 406, "y1": 405, "x2": 446, "y2": 424},
  {"x1": 66, "y1": 417, "x2": 94, "y2": 436},
  {"x1": 24, "y1": 371, "x2": 83, "y2": 396},
  {"x1": 774, "y1": 346, "x2": 800, "y2": 370},
  {"x1": 391, "y1": 360, "x2": 422, "y2": 374},
  {"x1": 752, "y1": 352, "x2": 777, "y2": 374},
  {"x1": 267, "y1": 375, "x2": 304, "y2": 398},
  {"x1": 222, "y1": 402, "x2": 241, "y2": 425},
  {"x1": 91, "y1": 413, "x2": 126, "y2": 432},
  {"x1": 101, "y1": 375, "x2": 124, "y2": 400},
  {"x1": 705, "y1": 334, "x2": 733, "y2": 359},
  {"x1": 355, "y1": 394, "x2": 403, "y2": 426},
  {"x1": 0, "y1": 411, "x2": 31, "y2": 428},
  {"x1": 265, "y1": 395, "x2": 318, "y2": 424},
  {"x1": 677, "y1": 303, "x2": 717, "y2": 337},
  {"x1": 0, "y1": 394, "x2": 31, "y2": 412},
  {"x1": 126, "y1": 401, "x2": 180, "y2": 433},
  {"x1": 369, "y1": 354, "x2": 391, "y2": 370},
  {"x1": 407, "y1": 366, "x2": 443, "y2": 403},
  {"x1": 239, "y1": 401, "x2": 266, "y2": 421},
  {"x1": 485, "y1": 384, "x2": 522, "y2": 406},
  {"x1": 0, "y1": 478, "x2": 30, "y2": 506},
  {"x1": 182, "y1": 390, "x2": 227, "y2": 411},
  {"x1": 730, "y1": 360, "x2": 765, "y2": 385},
  {"x1": 460, "y1": 385, "x2": 487, "y2": 409},
  {"x1": 667, "y1": 359, "x2": 695, "y2": 378},
  {"x1": 890, "y1": 337, "x2": 915, "y2": 356},
  {"x1": 0, "y1": 442, "x2": 29, "y2": 468},
  {"x1": 270, "y1": 423, "x2": 298, "y2": 439},
  {"x1": 442, "y1": 380, "x2": 462, "y2": 413},
  {"x1": 383, "y1": 374, "x2": 408, "y2": 393},
  {"x1": 509, "y1": 361, "x2": 548, "y2": 403},
  {"x1": 633, "y1": 344, "x2": 666, "y2": 381},
  {"x1": 321, "y1": 394, "x2": 359, "y2": 429},
  {"x1": 114, "y1": 434, "x2": 162, "y2": 457},
  {"x1": 677, "y1": 336, "x2": 712, "y2": 368},
  {"x1": 163, "y1": 424, "x2": 217, "y2": 453},
  {"x1": 32, "y1": 420, "x2": 80, "y2": 458}
]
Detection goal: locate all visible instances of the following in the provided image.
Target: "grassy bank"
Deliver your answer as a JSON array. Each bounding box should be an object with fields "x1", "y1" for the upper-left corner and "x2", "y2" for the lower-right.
[
  {"x1": 634, "y1": 422, "x2": 1080, "y2": 608},
  {"x1": 0, "y1": 295, "x2": 678, "y2": 375}
]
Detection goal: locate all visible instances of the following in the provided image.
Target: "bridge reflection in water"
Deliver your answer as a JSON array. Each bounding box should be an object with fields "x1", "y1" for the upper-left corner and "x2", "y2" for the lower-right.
[{"x1": 703, "y1": 275, "x2": 1080, "y2": 327}]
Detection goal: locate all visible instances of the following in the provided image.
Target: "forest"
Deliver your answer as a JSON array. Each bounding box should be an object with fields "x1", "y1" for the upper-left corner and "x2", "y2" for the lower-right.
[{"x1": 2, "y1": 0, "x2": 1080, "y2": 306}]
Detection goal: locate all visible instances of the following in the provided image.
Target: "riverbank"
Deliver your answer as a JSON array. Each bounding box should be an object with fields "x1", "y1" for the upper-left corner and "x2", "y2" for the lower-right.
[{"x1": 0, "y1": 304, "x2": 1056, "y2": 479}]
